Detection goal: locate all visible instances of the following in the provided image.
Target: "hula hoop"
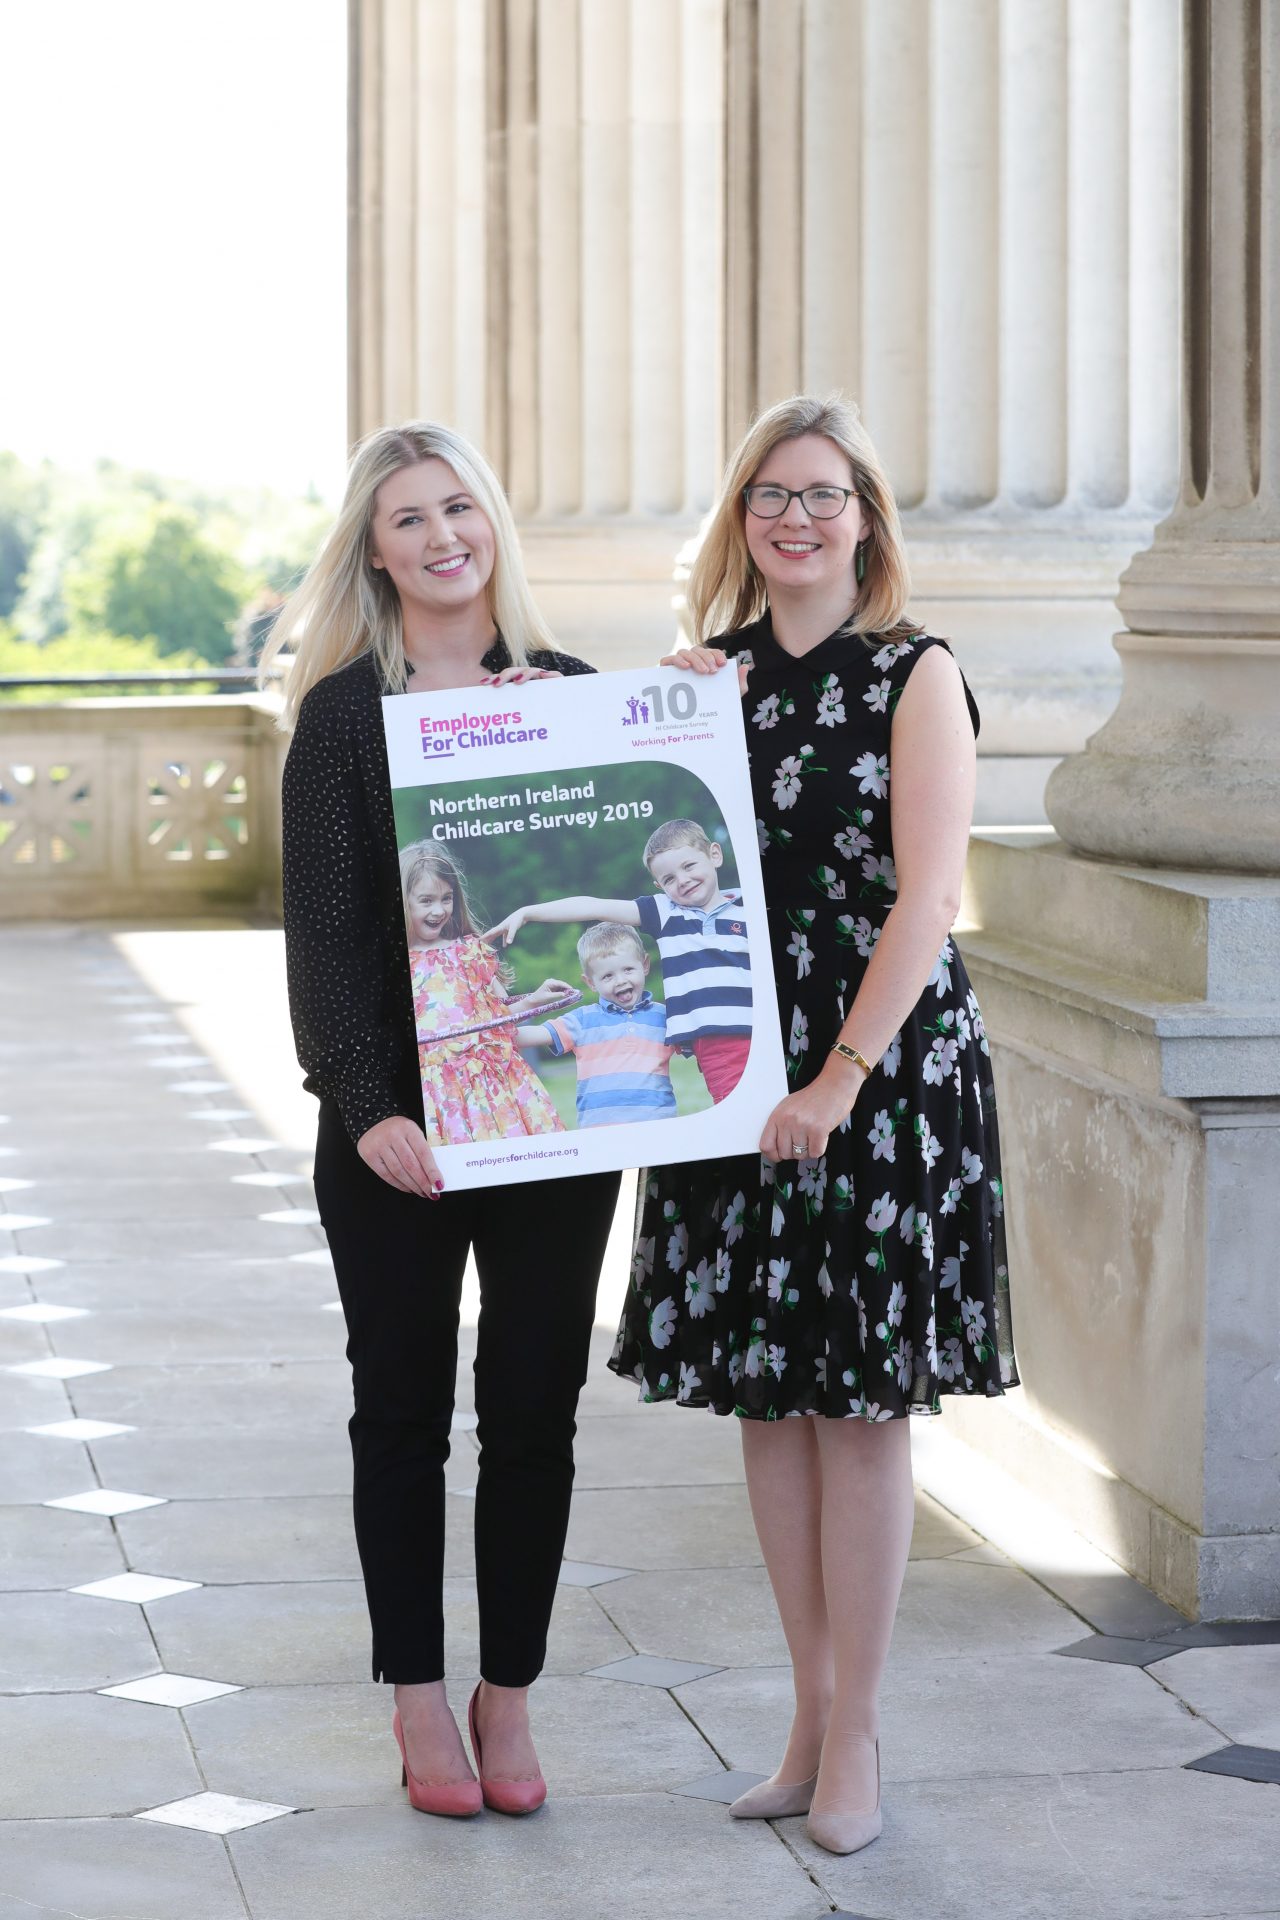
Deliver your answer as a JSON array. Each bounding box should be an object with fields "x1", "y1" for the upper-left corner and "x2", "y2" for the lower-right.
[{"x1": 417, "y1": 987, "x2": 581, "y2": 1047}]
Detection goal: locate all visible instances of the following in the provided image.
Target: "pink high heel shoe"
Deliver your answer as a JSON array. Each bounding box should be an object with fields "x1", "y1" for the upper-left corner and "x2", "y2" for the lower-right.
[
  {"x1": 467, "y1": 1684, "x2": 547, "y2": 1815},
  {"x1": 392, "y1": 1706, "x2": 483, "y2": 1817}
]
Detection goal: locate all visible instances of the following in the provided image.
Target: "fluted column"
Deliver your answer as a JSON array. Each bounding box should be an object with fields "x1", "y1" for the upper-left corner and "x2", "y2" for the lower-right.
[
  {"x1": 348, "y1": 0, "x2": 724, "y2": 660},
  {"x1": 723, "y1": 0, "x2": 1182, "y2": 821},
  {"x1": 1046, "y1": 0, "x2": 1280, "y2": 871}
]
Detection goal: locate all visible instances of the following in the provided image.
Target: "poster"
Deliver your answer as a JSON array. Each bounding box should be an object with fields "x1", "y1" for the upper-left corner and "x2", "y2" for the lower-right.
[{"x1": 381, "y1": 664, "x2": 787, "y2": 1191}]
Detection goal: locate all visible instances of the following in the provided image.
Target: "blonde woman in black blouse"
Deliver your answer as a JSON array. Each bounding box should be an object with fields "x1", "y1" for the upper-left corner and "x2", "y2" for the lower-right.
[{"x1": 261, "y1": 424, "x2": 620, "y2": 1818}]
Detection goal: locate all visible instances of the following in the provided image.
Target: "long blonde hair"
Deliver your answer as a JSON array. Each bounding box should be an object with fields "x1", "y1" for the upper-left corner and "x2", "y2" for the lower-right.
[
  {"x1": 687, "y1": 394, "x2": 919, "y2": 645},
  {"x1": 261, "y1": 422, "x2": 556, "y2": 730}
]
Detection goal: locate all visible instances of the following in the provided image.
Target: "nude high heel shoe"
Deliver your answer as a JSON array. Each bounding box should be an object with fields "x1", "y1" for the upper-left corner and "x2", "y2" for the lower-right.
[
  {"x1": 727, "y1": 1771, "x2": 818, "y2": 1819},
  {"x1": 805, "y1": 1740, "x2": 882, "y2": 1856},
  {"x1": 467, "y1": 1685, "x2": 547, "y2": 1815},
  {"x1": 392, "y1": 1707, "x2": 483, "y2": 1817}
]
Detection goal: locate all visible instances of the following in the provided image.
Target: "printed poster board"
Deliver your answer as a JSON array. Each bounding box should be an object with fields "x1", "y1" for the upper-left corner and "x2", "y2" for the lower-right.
[{"x1": 381, "y1": 664, "x2": 787, "y2": 1191}]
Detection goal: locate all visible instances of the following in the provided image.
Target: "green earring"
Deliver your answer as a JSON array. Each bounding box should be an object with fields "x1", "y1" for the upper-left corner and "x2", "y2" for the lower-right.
[{"x1": 856, "y1": 540, "x2": 868, "y2": 585}]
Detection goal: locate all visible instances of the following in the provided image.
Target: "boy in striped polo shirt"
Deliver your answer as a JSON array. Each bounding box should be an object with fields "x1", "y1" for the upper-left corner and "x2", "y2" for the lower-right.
[
  {"x1": 517, "y1": 924, "x2": 676, "y2": 1128},
  {"x1": 490, "y1": 817, "x2": 753, "y2": 1104}
]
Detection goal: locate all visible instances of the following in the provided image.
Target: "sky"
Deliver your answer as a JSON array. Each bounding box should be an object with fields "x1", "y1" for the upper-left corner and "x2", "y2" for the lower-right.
[{"x1": 0, "y1": 0, "x2": 348, "y2": 501}]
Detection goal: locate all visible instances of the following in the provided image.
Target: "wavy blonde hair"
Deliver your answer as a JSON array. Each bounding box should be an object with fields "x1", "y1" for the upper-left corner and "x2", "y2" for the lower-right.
[
  {"x1": 398, "y1": 840, "x2": 482, "y2": 950},
  {"x1": 687, "y1": 393, "x2": 919, "y2": 645},
  {"x1": 261, "y1": 422, "x2": 556, "y2": 730}
]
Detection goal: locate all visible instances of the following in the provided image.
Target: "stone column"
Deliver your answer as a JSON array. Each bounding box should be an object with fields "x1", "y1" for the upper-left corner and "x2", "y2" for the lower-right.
[
  {"x1": 947, "y1": 2, "x2": 1280, "y2": 1620},
  {"x1": 1045, "y1": 0, "x2": 1280, "y2": 871},
  {"x1": 721, "y1": 0, "x2": 1182, "y2": 823},
  {"x1": 348, "y1": 0, "x2": 725, "y2": 662}
]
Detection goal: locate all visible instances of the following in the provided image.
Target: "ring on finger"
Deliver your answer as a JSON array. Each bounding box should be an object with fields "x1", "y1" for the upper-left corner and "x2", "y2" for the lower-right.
[{"x1": 790, "y1": 1139, "x2": 807, "y2": 1158}]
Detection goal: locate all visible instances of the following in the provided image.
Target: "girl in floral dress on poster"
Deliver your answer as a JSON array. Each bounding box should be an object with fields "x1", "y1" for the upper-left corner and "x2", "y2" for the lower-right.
[
  {"x1": 402, "y1": 840, "x2": 569, "y2": 1145},
  {"x1": 610, "y1": 394, "x2": 1018, "y2": 1859}
]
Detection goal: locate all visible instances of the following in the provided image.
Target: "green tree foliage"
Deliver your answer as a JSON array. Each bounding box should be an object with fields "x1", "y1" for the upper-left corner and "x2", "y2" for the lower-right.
[
  {"x1": 0, "y1": 454, "x2": 48, "y2": 618},
  {"x1": 0, "y1": 625, "x2": 217, "y2": 703},
  {"x1": 62, "y1": 505, "x2": 246, "y2": 662}
]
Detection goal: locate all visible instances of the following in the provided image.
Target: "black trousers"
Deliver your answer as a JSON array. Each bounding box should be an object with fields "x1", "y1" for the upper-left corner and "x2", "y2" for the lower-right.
[{"x1": 314, "y1": 1100, "x2": 621, "y2": 1686}]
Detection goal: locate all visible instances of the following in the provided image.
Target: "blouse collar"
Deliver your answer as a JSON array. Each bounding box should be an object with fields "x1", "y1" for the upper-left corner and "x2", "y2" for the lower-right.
[{"x1": 742, "y1": 609, "x2": 867, "y2": 674}]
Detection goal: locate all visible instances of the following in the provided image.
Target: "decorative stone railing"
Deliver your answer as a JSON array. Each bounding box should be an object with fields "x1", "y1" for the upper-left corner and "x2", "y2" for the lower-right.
[{"x1": 0, "y1": 696, "x2": 287, "y2": 920}]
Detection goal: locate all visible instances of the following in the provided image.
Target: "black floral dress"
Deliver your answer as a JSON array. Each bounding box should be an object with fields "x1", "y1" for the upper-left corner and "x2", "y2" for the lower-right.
[{"x1": 609, "y1": 615, "x2": 1017, "y2": 1421}]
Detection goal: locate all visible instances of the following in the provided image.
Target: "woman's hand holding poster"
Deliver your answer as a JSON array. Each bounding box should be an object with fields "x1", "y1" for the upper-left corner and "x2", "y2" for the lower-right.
[{"x1": 382, "y1": 664, "x2": 787, "y2": 1190}]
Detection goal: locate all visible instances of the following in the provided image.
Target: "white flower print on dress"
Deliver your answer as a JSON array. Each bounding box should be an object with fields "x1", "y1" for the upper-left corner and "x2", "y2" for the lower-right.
[
  {"x1": 927, "y1": 940, "x2": 955, "y2": 997},
  {"x1": 723, "y1": 1191, "x2": 747, "y2": 1245},
  {"x1": 773, "y1": 756, "x2": 804, "y2": 809},
  {"x1": 817, "y1": 1246, "x2": 833, "y2": 1298},
  {"x1": 677, "y1": 1360, "x2": 701, "y2": 1402},
  {"x1": 815, "y1": 676, "x2": 846, "y2": 727},
  {"x1": 923, "y1": 1036, "x2": 959, "y2": 1086},
  {"x1": 867, "y1": 1193, "x2": 898, "y2": 1234},
  {"x1": 961, "y1": 1147, "x2": 983, "y2": 1185},
  {"x1": 863, "y1": 676, "x2": 892, "y2": 715},
  {"x1": 787, "y1": 928, "x2": 813, "y2": 978},
  {"x1": 871, "y1": 638, "x2": 915, "y2": 671},
  {"x1": 940, "y1": 1177, "x2": 962, "y2": 1216},
  {"x1": 851, "y1": 751, "x2": 889, "y2": 798},
  {"x1": 938, "y1": 1335, "x2": 965, "y2": 1382},
  {"x1": 812, "y1": 865, "x2": 846, "y2": 900},
  {"x1": 767, "y1": 1344, "x2": 787, "y2": 1378},
  {"x1": 756, "y1": 816, "x2": 770, "y2": 856},
  {"x1": 632, "y1": 1236, "x2": 655, "y2": 1284},
  {"x1": 941, "y1": 1240, "x2": 969, "y2": 1299},
  {"x1": 861, "y1": 852, "x2": 897, "y2": 893},
  {"x1": 715, "y1": 1246, "x2": 733, "y2": 1292},
  {"x1": 892, "y1": 1338, "x2": 915, "y2": 1391},
  {"x1": 884, "y1": 1279, "x2": 906, "y2": 1328},
  {"x1": 649, "y1": 1297, "x2": 677, "y2": 1348},
  {"x1": 961, "y1": 1296, "x2": 988, "y2": 1350},
  {"x1": 881, "y1": 1031, "x2": 902, "y2": 1078},
  {"x1": 685, "y1": 1259, "x2": 714, "y2": 1318},
  {"x1": 916, "y1": 1115, "x2": 942, "y2": 1170},
  {"x1": 789, "y1": 1006, "x2": 809, "y2": 1060},
  {"x1": 665, "y1": 1220, "x2": 689, "y2": 1273},
  {"x1": 852, "y1": 915, "x2": 880, "y2": 959},
  {"x1": 924, "y1": 1312, "x2": 939, "y2": 1373},
  {"x1": 767, "y1": 1259, "x2": 797, "y2": 1308},
  {"x1": 753, "y1": 692, "x2": 781, "y2": 729},
  {"x1": 868, "y1": 1109, "x2": 896, "y2": 1162}
]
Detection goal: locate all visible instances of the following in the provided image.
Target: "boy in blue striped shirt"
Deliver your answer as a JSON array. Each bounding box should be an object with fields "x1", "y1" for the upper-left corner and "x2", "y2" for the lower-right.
[
  {"x1": 492, "y1": 818, "x2": 753, "y2": 1103},
  {"x1": 517, "y1": 925, "x2": 676, "y2": 1127}
]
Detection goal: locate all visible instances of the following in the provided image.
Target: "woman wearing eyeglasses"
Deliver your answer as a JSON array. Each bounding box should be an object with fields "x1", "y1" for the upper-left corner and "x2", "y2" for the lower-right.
[{"x1": 610, "y1": 393, "x2": 1017, "y2": 1856}]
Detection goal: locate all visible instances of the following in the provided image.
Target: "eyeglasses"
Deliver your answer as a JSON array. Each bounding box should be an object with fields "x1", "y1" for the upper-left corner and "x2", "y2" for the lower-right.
[{"x1": 742, "y1": 484, "x2": 858, "y2": 520}]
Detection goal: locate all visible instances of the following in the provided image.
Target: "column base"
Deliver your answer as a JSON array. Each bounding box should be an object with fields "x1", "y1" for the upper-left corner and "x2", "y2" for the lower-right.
[{"x1": 956, "y1": 832, "x2": 1280, "y2": 1620}]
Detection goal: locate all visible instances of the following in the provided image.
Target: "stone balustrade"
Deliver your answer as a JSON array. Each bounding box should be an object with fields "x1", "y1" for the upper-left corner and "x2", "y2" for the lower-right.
[{"x1": 0, "y1": 697, "x2": 286, "y2": 921}]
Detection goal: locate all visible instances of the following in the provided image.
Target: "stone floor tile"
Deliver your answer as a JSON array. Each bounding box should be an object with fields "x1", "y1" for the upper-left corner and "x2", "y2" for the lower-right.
[
  {"x1": 673, "y1": 1767, "x2": 766, "y2": 1803},
  {"x1": 116, "y1": 1494, "x2": 361, "y2": 1584},
  {"x1": 69, "y1": 1357, "x2": 351, "y2": 1430},
  {"x1": 0, "y1": 1817, "x2": 248, "y2": 1920},
  {"x1": 598, "y1": 1566, "x2": 792, "y2": 1667},
  {"x1": 565, "y1": 1482, "x2": 763, "y2": 1570},
  {"x1": 1055, "y1": 1633, "x2": 1182, "y2": 1666},
  {"x1": 585, "y1": 1653, "x2": 723, "y2": 1687},
  {"x1": 22, "y1": 1214, "x2": 311, "y2": 1263},
  {"x1": 0, "y1": 1693, "x2": 201, "y2": 1818},
  {"x1": 1164, "y1": 1618, "x2": 1280, "y2": 1648},
  {"x1": 908, "y1": 1490, "x2": 983, "y2": 1558},
  {"x1": 138, "y1": 1788, "x2": 295, "y2": 1832},
  {"x1": 46, "y1": 1486, "x2": 165, "y2": 1516},
  {"x1": 51, "y1": 1257, "x2": 338, "y2": 1312},
  {"x1": 146, "y1": 1579, "x2": 371, "y2": 1687},
  {"x1": 10, "y1": 1355, "x2": 111, "y2": 1379},
  {"x1": 444, "y1": 1578, "x2": 632, "y2": 1679},
  {"x1": 1159, "y1": 1644, "x2": 1280, "y2": 1747},
  {"x1": 1031, "y1": 1564, "x2": 1189, "y2": 1642},
  {"x1": 0, "y1": 1589, "x2": 161, "y2": 1691},
  {"x1": 569, "y1": 1410, "x2": 748, "y2": 1488},
  {"x1": 0, "y1": 1370, "x2": 75, "y2": 1430},
  {"x1": 890, "y1": 1559, "x2": 1080, "y2": 1660},
  {"x1": 70, "y1": 1302, "x2": 342, "y2": 1375},
  {"x1": 228, "y1": 1795, "x2": 824, "y2": 1920},
  {"x1": 787, "y1": 1767, "x2": 1280, "y2": 1920},
  {"x1": 102, "y1": 1672, "x2": 242, "y2": 1707},
  {"x1": 72, "y1": 1572, "x2": 201, "y2": 1604},
  {"x1": 677, "y1": 1647, "x2": 1224, "y2": 1782},
  {"x1": 87, "y1": 1425, "x2": 358, "y2": 1499},
  {"x1": 1186, "y1": 1743, "x2": 1280, "y2": 1785},
  {"x1": 0, "y1": 1300, "x2": 88, "y2": 1322},
  {"x1": 0, "y1": 1430, "x2": 112, "y2": 1503},
  {"x1": 19, "y1": 1178, "x2": 274, "y2": 1221},
  {"x1": 0, "y1": 1502, "x2": 123, "y2": 1590},
  {"x1": 556, "y1": 1559, "x2": 635, "y2": 1586}
]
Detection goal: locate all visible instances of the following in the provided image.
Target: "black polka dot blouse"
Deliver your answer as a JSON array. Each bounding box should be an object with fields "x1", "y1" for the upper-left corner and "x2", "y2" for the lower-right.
[{"x1": 281, "y1": 640, "x2": 597, "y2": 1144}]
